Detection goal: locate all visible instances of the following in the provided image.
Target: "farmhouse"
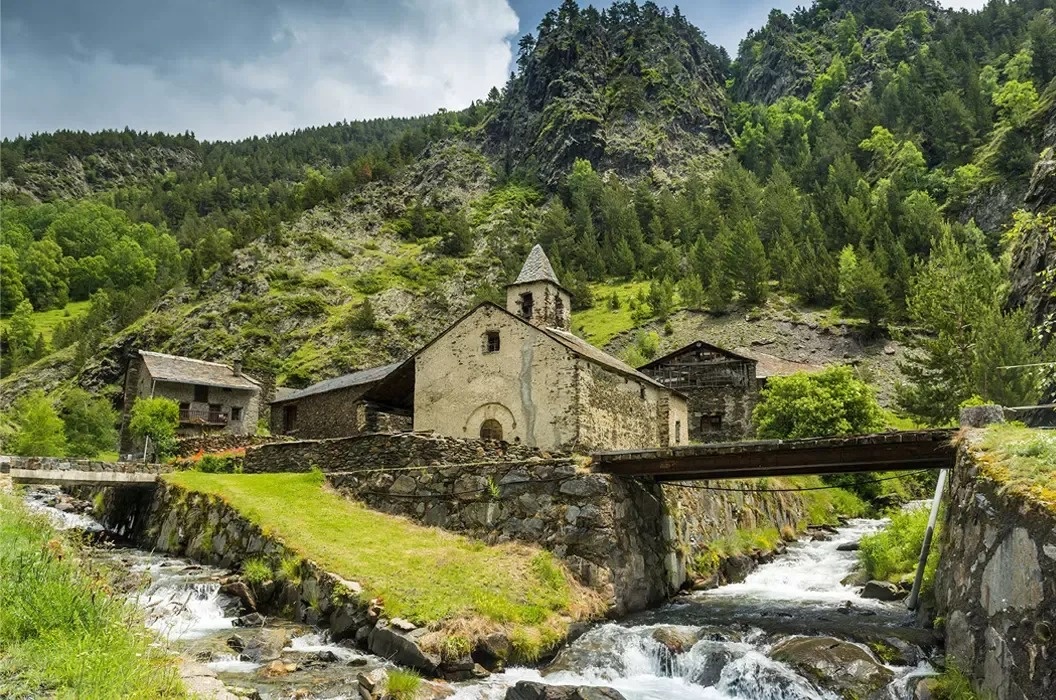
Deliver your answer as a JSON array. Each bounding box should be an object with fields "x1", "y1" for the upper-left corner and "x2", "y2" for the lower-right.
[
  {"x1": 119, "y1": 350, "x2": 262, "y2": 455},
  {"x1": 364, "y1": 245, "x2": 689, "y2": 451},
  {"x1": 269, "y1": 362, "x2": 410, "y2": 439},
  {"x1": 638, "y1": 341, "x2": 759, "y2": 443}
]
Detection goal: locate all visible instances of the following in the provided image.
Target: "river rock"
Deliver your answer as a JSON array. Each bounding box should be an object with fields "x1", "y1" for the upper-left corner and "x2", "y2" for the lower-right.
[
  {"x1": 771, "y1": 636, "x2": 893, "y2": 699},
  {"x1": 259, "y1": 659, "x2": 298, "y2": 678},
  {"x1": 220, "y1": 580, "x2": 257, "y2": 613},
  {"x1": 505, "y1": 681, "x2": 626, "y2": 700},
  {"x1": 721, "y1": 554, "x2": 756, "y2": 583},
  {"x1": 914, "y1": 677, "x2": 938, "y2": 700},
  {"x1": 861, "y1": 580, "x2": 905, "y2": 601},
  {"x1": 651, "y1": 626, "x2": 702, "y2": 653},
  {"x1": 234, "y1": 612, "x2": 266, "y2": 627},
  {"x1": 367, "y1": 621, "x2": 440, "y2": 675},
  {"x1": 836, "y1": 541, "x2": 860, "y2": 552},
  {"x1": 177, "y1": 659, "x2": 240, "y2": 700}
]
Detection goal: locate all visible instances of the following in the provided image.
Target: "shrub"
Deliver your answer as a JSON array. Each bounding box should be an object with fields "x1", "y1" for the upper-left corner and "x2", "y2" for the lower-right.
[
  {"x1": 6, "y1": 390, "x2": 66, "y2": 456},
  {"x1": 279, "y1": 556, "x2": 303, "y2": 585},
  {"x1": 195, "y1": 454, "x2": 240, "y2": 473},
  {"x1": 753, "y1": 365, "x2": 884, "y2": 440},
  {"x1": 858, "y1": 504, "x2": 940, "y2": 591},
  {"x1": 60, "y1": 388, "x2": 118, "y2": 458},
  {"x1": 128, "y1": 397, "x2": 180, "y2": 460}
]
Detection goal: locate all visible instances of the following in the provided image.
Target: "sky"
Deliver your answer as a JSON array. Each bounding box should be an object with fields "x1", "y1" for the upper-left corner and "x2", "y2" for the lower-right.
[{"x1": 1, "y1": 0, "x2": 991, "y2": 142}]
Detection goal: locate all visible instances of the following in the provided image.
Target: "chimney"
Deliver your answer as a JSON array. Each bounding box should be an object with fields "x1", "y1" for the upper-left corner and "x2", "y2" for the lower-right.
[{"x1": 232, "y1": 359, "x2": 243, "y2": 377}]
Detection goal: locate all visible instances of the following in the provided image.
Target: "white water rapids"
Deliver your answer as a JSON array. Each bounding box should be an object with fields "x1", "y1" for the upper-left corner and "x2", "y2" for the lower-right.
[{"x1": 24, "y1": 487, "x2": 933, "y2": 699}]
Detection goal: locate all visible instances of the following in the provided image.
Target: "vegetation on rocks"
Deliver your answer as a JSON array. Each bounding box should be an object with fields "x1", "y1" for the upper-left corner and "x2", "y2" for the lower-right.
[
  {"x1": 164, "y1": 470, "x2": 603, "y2": 658},
  {"x1": 976, "y1": 423, "x2": 1056, "y2": 512},
  {"x1": 858, "y1": 503, "x2": 940, "y2": 592},
  {"x1": 0, "y1": 492, "x2": 185, "y2": 698}
]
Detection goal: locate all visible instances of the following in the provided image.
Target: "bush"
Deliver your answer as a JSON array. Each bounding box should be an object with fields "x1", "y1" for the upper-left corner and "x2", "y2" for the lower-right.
[
  {"x1": 128, "y1": 397, "x2": 180, "y2": 460},
  {"x1": 195, "y1": 454, "x2": 240, "y2": 473},
  {"x1": 7, "y1": 390, "x2": 66, "y2": 457},
  {"x1": 60, "y1": 388, "x2": 118, "y2": 458},
  {"x1": 753, "y1": 365, "x2": 884, "y2": 440},
  {"x1": 858, "y1": 504, "x2": 940, "y2": 591}
]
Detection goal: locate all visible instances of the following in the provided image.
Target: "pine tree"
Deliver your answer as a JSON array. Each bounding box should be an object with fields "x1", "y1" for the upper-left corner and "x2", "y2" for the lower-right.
[{"x1": 732, "y1": 220, "x2": 770, "y2": 305}]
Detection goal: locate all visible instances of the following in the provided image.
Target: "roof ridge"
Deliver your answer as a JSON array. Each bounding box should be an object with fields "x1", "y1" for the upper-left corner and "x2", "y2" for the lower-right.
[{"x1": 140, "y1": 350, "x2": 233, "y2": 369}]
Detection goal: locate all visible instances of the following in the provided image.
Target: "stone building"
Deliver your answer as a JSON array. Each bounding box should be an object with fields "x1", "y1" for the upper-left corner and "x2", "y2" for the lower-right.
[
  {"x1": 268, "y1": 362, "x2": 410, "y2": 439},
  {"x1": 365, "y1": 245, "x2": 688, "y2": 451},
  {"x1": 638, "y1": 341, "x2": 759, "y2": 443},
  {"x1": 120, "y1": 350, "x2": 262, "y2": 456}
]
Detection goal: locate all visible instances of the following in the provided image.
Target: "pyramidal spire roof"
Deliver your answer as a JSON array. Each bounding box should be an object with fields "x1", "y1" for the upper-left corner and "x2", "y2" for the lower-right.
[{"x1": 512, "y1": 244, "x2": 561, "y2": 286}]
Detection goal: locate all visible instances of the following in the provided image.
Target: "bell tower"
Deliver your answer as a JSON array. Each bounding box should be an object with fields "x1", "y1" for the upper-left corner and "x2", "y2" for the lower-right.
[{"x1": 506, "y1": 245, "x2": 572, "y2": 331}]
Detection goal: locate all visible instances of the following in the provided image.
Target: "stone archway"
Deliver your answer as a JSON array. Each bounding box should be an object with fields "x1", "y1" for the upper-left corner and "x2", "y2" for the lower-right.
[
  {"x1": 464, "y1": 402, "x2": 517, "y2": 443},
  {"x1": 479, "y1": 419, "x2": 503, "y2": 441}
]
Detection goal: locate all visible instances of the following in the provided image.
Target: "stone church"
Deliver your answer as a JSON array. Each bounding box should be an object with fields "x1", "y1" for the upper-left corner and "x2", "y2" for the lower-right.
[{"x1": 366, "y1": 245, "x2": 688, "y2": 452}]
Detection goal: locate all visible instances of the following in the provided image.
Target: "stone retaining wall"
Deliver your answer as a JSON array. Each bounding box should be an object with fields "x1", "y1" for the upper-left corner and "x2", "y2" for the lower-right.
[
  {"x1": 242, "y1": 432, "x2": 553, "y2": 474},
  {"x1": 328, "y1": 459, "x2": 671, "y2": 615},
  {"x1": 2, "y1": 455, "x2": 172, "y2": 474},
  {"x1": 934, "y1": 440, "x2": 1056, "y2": 700},
  {"x1": 175, "y1": 434, "x2": 294, "y2": 458}
]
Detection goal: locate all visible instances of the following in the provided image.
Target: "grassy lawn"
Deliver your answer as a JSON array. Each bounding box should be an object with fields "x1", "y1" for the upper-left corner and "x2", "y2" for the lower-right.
[
  {"x1": 164, "y1": 471, "x2": 601, "y2": 657},
  {"x1": 976, "y1": 424, "x2": 1056, "y2": 511},
  {"x1": 572, "y1": 280, "x2": 653, "y2": 347},
  {"x1": 0, "y1": 493, "x2": 185, "y2": 699},
  {"x1": 0, "y1": 300, "x2": 91, "y2": 344}
]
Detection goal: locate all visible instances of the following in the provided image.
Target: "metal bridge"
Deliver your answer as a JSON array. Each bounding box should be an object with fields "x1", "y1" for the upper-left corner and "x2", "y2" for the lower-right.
[{"x1": 591, "y1": 429, "x2": 958, "y2": 481}]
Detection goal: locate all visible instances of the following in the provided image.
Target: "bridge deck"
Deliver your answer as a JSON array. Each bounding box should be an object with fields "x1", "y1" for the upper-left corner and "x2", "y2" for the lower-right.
[
  {"x1": 10, "y1": 469, "x2": 160, "y2": 488},
  {"x1": 592, "y1": 429, "x2": 958, "y2": 481}
]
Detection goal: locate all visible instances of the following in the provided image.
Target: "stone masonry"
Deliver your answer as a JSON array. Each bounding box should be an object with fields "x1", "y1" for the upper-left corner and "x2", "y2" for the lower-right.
[{"x1": 934, "y1": 437, "x2": 1056, "y2": 700}]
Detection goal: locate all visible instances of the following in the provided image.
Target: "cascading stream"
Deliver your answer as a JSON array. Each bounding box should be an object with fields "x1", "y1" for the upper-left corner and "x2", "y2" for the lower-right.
[{"x1": 23, "y1": 487, "x2": 933, "y2": 700}]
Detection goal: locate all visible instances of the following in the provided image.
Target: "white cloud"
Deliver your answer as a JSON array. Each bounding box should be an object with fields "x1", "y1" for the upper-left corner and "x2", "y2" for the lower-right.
[{"x1": 1, "y1": 0, "x2": 519, "y2": 140}]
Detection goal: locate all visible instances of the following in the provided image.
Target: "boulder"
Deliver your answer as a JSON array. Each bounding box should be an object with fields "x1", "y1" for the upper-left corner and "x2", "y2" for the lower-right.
[
  {"x1": 861, "y1": 580, "x2": 905, "y2": 601},
  {"x1": 836, "y1": 541, "x2": 860, "y2": 552},
  {"x1": 220, "y1": 580, "x2": 257, "y2": 613},
  {"x1": 234, "y1": 612, "x2": 266, "y2": 627},
  {"x1": 771, "y1": 636, "x2": 893, "y2": 699},
  {"x1": 505, "y1": 681, "x2": 626, "y2": 700},
  {"x1": 367, "y1": 622, "x2": 441, "y2": 675},
  {"x1": 721, "y1": 554, "x2": 756, "y2": 583},
  {"x1": 650, "y1": 626, "x2": 701, "y2": 654},
  {"x1": 259, "y1": 659, "x2": 298, "y2": 678},
  {"x1": 914, "y1": 677, "x2": 938, "y2": 700}
]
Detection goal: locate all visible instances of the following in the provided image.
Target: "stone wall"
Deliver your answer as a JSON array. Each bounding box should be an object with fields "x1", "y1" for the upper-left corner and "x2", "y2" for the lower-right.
[
  {"x1": 243, "y1": 432, "x2": 552, "y2": 474},
  {"x1": 328, "y1": 459, "x2": 671, "y2": 615},
  {"x1": 175, "y1": 433, "x2": 294, "y2": 457},
  {"x1": 934, "y1": 440, "x2": 1056, "y2": 700},
  {"x1": 269, "y1": 384, "x2": 412, "y2": 440},
  {"x1": 681, "y1": 384, "x2": 758, "y2": 444}
]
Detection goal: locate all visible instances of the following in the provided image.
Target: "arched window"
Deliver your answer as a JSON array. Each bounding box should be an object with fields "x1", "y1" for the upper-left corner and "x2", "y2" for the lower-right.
[{"x1": 479, "y1": 419, "x2": 503, "y2": 441}]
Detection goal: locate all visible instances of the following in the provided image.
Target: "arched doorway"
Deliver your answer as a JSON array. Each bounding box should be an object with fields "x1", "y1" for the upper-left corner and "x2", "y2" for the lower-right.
[{"x1": 479, "y1": 419, "x2": 503, "y2": 441}]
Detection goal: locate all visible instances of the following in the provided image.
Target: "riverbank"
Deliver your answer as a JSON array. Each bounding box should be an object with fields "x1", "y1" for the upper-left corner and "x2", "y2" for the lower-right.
[
  {"x1": 163, "y1": 469, "x2": 604, "y2": 664},
  {"x1": 0, "y1": 491, "x2": 186, "y2": 699}
]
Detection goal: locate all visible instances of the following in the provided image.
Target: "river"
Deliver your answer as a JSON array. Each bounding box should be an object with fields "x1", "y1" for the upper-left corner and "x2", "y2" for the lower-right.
[{"x1": 24, "y1": 488, "x2": 936, "y2": 700}]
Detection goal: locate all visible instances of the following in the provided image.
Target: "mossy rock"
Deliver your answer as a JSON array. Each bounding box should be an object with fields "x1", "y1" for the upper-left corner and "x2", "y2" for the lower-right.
[{"x1": 771, "y1": 636, "x2": 893, "y2": 699}]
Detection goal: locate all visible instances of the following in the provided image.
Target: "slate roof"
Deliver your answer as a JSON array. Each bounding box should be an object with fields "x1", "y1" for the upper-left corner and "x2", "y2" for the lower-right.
[
  {"x1": 538, "y1": 325, "x2": 677, "y2": 393},
  {"x1": 271, "y1": 362, "x2": 402, "y2": 404},
  {"x1": 637, "y1": 340, "x2": 758, "y2": 371},
  {"x1": 139, "y1": 351, "x2": 261, "y2": 391},
  {"x1": 511, "y1": 244, "x2": 561, "y2": 286},
  {"x1": 733, "y1": 348, "x2": 826, "y2": 379}
]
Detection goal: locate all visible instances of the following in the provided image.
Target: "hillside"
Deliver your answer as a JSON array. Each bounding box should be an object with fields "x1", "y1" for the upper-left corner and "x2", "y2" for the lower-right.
[{"x1": 2, "y1": 0, "x2": 1055, "y2": 425}]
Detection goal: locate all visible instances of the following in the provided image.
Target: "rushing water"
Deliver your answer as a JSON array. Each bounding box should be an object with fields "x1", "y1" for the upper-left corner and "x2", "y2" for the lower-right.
[{"x1": 25, "y1": 488, "x2": 934, "y2": 700}]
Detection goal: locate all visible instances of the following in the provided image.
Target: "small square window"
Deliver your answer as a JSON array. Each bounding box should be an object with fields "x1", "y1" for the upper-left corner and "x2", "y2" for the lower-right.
[
  {"x1": 193, "y1": 384, "x2": 208, "y2": 402},
  {"x1": 484, "y1": 331, "x2": 501, "y2": 353},
  {"x1": 231, "y1": 406, "x2": 243, "y2": 421}
]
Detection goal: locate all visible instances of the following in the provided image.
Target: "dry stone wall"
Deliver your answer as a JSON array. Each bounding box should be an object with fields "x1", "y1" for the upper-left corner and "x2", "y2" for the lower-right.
[
  {"x1": 329, "y1": 459, "x2": 671, "y2": 615},
  {"x1": 175, "y1": 433, "x2": 293, "y2": 457},
  {"x1": 2, "y1": 455, "x2": 173, "y2": 475},
  {"x1": 242, "y1": 432, "x2": 551, "y2": 474},
  {"x1": 934, "y1": 442, "x2": 1056, "y2": 700}
]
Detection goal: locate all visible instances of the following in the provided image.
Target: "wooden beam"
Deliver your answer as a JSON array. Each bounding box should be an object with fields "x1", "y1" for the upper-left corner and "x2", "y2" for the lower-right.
[{"x1": 592, "y1": 430, "x2": 957, "y2": 481}]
